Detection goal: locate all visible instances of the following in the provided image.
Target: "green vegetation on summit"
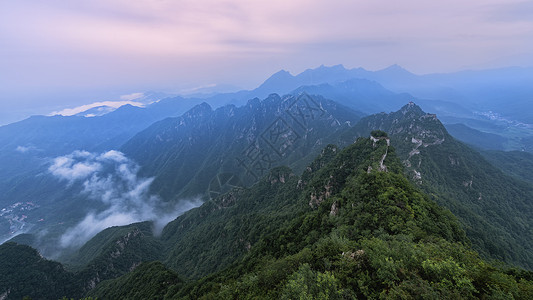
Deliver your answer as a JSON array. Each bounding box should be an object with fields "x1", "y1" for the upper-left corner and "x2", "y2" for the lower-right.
[
  {"x1": 3, "y1": 100, "x2": 533, "y2": 299},
  {"x1": 343, "y1": 103, "x2": 533, "y2": 270},
  {"x1": 90, "y1": 132, "x2": 533, "y2": 299}
]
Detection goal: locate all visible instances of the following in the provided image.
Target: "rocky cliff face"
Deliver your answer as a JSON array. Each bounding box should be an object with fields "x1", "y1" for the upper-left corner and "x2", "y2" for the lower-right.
[
  {"x1": 346, "y1": 102, "x2": 446, "y2": 183},
  {"x1": 121, "y1": 93, "x2": 363, "y2": 201},
  {"x1": 57, "y1": 102, "x2": 533, "y2": 287},
  {"x1": 344, "y1": 102, "x2": 533, "y2": 270}
]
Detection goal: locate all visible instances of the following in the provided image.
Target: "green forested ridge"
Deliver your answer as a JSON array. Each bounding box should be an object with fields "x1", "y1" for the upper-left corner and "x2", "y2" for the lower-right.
[
  {"x1": 89, "y1": 133, "x2": 533, "y2": 299},
  {"x1": 160, "y1": 165, "x2": 303, "y2": 279},
  {"x1": 64, "y1": 221, "x2": 162, "y2": 269},
  {"x1": 341, "y1": 103, "x2": 533, "y2": 270},
  {"x1": 3, "y1": 103, "x2": 533, "y2": 299},
  {"x1": 0, "y1": 242, "x2": 82, "y2": 299},
  {"x1": 121, "y1": 93, "x2": 362, "y2": 200},
  {"x1": 70, "y1": 222, "x2": 164, "y2": 292},
  {"x1": 0, "y1": 223, "x2": 164, "y2": 299},
  {"x1": 89, "y1": 261, "x2": 183, "y2": 300}
]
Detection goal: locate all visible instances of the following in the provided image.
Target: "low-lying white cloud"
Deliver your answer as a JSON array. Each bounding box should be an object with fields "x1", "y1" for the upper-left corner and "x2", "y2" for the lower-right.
[
  {"x1": 48, "y1": 150, "x2": 202, "y2": 248},
  {"x1": 99, "y1": 150, "x2": 128, "y2": 163},
  {"x1": 15, "y1": 145, "x2": 36, "y2": 153},
  {"x1": 48, "y1": 100, "x2": 145, "y2": 117},
  {"x1": 120, "y1": 92, "x2": 144, "y2": 101},
  {"x1": 49, "y1": 151, "x2": 102, "y2": 182}
]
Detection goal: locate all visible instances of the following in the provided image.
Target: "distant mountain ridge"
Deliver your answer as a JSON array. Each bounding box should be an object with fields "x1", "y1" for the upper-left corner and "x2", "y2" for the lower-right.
[
  {"x1": 121, "y1": 93, "x2": 364, "y2": 200},
  {"x1": 1, "y1": 64, "x2": 533, "y2": 276},
  {"x1": 5, "y1": 70, "x2": 426, "y2": 246},
  {"x1": 189, "y1": 64, "x2": 533, "y2": 153},
  {"x1": 3, "y1": 124, "x2": 532, "y2": 298},
  {"x1": 4, "y1": 97, "x2": 533, "y2": 272},
  {"x1": 2, "y1": 64, "x2": 531, "y2": 153},
  {"x1": 42, "y1": 102, "x2": 533, "y2": 272}
]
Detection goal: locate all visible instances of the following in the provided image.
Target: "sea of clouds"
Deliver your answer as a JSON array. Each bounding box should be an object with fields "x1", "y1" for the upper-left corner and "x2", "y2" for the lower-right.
[{"x1": 49, "y1": 150, "x2": 202, "y2": 248}]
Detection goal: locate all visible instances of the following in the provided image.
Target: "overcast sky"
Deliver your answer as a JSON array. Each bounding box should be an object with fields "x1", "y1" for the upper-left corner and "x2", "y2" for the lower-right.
[{"x1": 1, "y1": 0, "x2": 532, "y2": 125}]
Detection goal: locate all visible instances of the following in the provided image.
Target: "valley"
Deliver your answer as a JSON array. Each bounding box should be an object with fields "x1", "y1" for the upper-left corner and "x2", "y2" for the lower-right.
[
  {"x1": 1, "y1": 65, "x2": 533, "y2": 299},
  {"x1": 3, "y1": 1, "x2": 533, "y2": 298}
]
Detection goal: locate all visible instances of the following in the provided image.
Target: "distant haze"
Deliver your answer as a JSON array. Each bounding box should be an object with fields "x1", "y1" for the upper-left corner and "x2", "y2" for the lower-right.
[{"x1": 1, "y1": 0, "x2": 532, "y2": 125}]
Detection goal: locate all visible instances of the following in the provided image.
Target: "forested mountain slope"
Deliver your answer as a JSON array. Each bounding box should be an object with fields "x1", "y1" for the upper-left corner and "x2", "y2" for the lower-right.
[
  {"x1": 90, "y1": 133, "x2": 533, "y2": 299},
  {"x1": 342, "y1": 103, "x2": 533, "y2": 269},
  {"x1": 121, "y1": 93, "x2": 363, "y2": 200},
  {"x1": 3, "y1": 101, "x2": 533, "y2": 299},
  {"x1": 481, "y1": 150, "x2": 533, "y2": 185}
]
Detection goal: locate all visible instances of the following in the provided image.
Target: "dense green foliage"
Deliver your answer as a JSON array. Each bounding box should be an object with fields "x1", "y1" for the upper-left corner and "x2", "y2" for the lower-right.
[
  {"x1": 89, "y1": 261, "x2": 183, "y2": 299},
  {"x1": 342, "y1": 103, "x2": 533, "y2": 270},
  {"x1": 160, "y1": 166, "x2": 303, "y2": 279},
  {"x1": 87, "y1": 134, "x2": 533, "y2": 299},
  {"x1": 0, "y1": 223, "x2": 166, "y2": 299},
  {"x1": 64, "y1": 222, "x2": 162, "y2": 269},
  {"x1": 481, "y1": 150, "x2": 533, "y2": 184},
  {"x1": 69, "y1": 222, "x2": 164, "y2": 293},
  {"x1": 0, "y1": 242, "x2": 82, "y2": 299},
  {"x1": 4, "y1": 103, "x2": 533, "y2": 299}
]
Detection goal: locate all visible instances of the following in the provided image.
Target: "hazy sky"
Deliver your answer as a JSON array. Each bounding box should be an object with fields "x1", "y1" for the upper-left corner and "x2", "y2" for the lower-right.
[{"x1": 1, "y1": 0, "x2": 532, "y2": 125}]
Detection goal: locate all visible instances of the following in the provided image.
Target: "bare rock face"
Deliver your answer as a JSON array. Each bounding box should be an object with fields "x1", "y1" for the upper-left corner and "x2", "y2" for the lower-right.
[
  {"x1": 330, "y1": 201, "x2": 339, "y2": 216},
  {"x1": 309, "y1": 177, "x2": 334, "y2": 208},
  {"x1": 358, "y1": 102, "x2": 448, "y2": 184}
]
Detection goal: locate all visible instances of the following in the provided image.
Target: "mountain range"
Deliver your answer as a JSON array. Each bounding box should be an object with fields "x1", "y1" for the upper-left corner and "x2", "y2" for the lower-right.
[{"x1": 1, "y1": 65, "x2": 533, "y2": 299}]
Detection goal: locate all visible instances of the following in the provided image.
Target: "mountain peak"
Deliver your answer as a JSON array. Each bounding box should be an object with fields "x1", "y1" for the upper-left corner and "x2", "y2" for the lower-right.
[
  {"x1": 383, "y1": 64, "x2": 405, "y2": 71},
  {"x1": 184, "y1": 102, "x2": 212, "y2": 118},
  {"x1": 317, "y1": 64, "x2": 347, "y2": 71},
  {"x1": 299, "y1": 64, "x2": 350, "y2": 79},
  {"x1": 265, "y1": 69, "x2": 293, "y2": 82},
  {"x1": 378, "y1": 64, "x2": 414, "y2": 76},
  {"x1": 255, "y1": 69, "x2": 295, "y2": 95},
  {"x1": 399, "y1": 101, "x2": 424, "y2": 116}
]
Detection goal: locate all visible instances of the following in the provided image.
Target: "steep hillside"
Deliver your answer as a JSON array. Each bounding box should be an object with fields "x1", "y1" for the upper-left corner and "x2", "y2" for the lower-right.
[
  {"x1": 89, "y1": 261, "x2": 183, "y2": 300},
  {"x1": 0, "y1": 242, "x2": 82, "y2": 299},
  {"x1": 3, "y1": 131, "x2": 533, "y2": 299},
  {"x1": 68, "y1": 103, "x2": 533, "y2": 277},
  {"x1": 481, "y1": 150, "x2": 533, "y2": 185},
  {"x1": 91, "y1": 133, "x2": 533, "y2": 299},
  {"x1": 0, "y1": 96, "x2": 203, "y2": 243},
  {"x1": 445, "y1": 123, "x2": 508, "y2": 150},
  {"x1": 121, "y1": 93, "x2": 363, "y2": 200},
  {"x1": 342, "y1": 103, "x2": 533, "y2": 269},
  {"x1": 1, "y1": 223, "x2": 165, "y2": 299},
  {"x1": 72, "y1": 222, "x2": 164, "y2": 293}
]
